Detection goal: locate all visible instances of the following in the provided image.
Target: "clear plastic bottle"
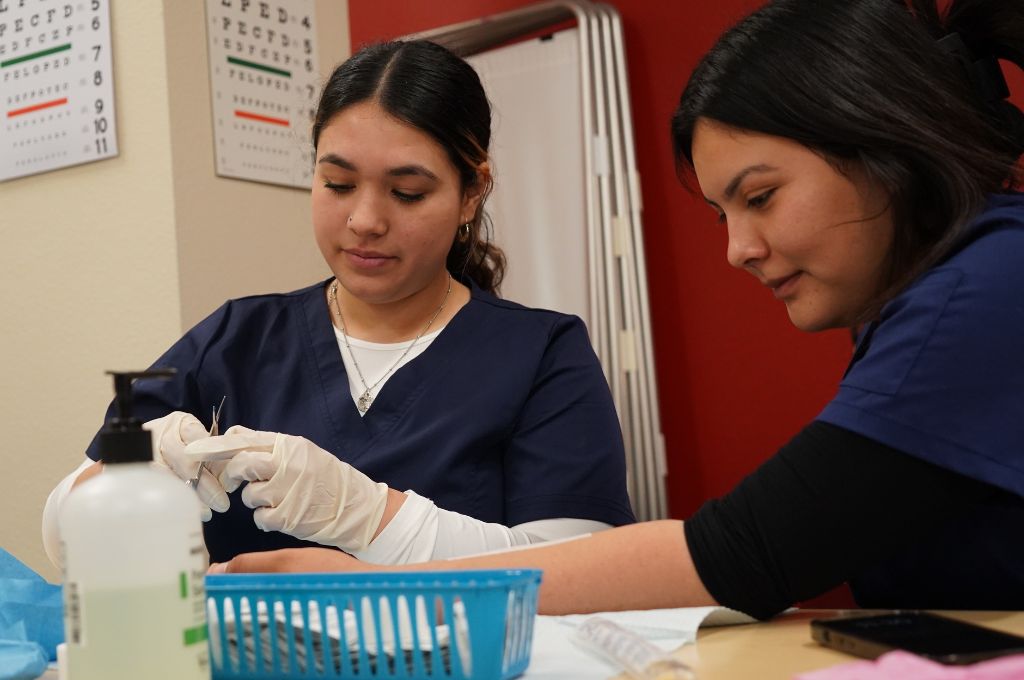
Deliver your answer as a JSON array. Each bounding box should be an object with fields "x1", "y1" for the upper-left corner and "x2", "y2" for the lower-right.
[{"x1": 59, "y1": 370, "x2": 210, "y2": 680}]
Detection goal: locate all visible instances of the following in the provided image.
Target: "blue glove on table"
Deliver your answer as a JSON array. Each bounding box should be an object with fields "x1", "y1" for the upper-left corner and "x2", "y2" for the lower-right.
[{"x1": 0, "y1": 548, "x2": 62, "y2": 680}]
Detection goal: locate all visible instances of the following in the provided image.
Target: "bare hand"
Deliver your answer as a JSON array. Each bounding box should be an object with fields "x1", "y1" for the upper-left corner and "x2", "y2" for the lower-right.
[{"x1": 208, "y1": 547, "x2": 378, "y2": 574}]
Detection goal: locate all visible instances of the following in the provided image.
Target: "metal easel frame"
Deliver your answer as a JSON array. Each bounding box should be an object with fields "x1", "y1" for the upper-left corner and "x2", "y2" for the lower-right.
[{"x1": 405, "y1": 1, "x2": 668, "y2": 521}]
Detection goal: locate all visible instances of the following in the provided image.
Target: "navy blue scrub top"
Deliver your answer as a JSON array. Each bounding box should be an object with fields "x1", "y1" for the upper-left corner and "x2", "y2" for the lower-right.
[
  {"x1": 86, "y1": 278, "x2": 636, "y2": 562},
  {"x1": 818, "y1": 192, "x2": 1024, "y2": 607}
]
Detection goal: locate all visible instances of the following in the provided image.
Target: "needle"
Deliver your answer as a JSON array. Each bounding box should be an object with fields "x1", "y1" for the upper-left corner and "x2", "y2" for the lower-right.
[{"x1": 186, "y1": 395, "x2": 226, "y2": 490}]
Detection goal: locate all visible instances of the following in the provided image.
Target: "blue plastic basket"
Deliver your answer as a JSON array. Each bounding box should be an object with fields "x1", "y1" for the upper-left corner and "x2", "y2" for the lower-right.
[{"x1": 204, "y1": 570, "x2": 541, "y2": 679}]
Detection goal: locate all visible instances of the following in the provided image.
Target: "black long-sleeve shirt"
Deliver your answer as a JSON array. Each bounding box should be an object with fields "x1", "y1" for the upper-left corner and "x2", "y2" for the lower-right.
[{"x1": 684, "y1": 421, "x2": 1024, "y2": 620}]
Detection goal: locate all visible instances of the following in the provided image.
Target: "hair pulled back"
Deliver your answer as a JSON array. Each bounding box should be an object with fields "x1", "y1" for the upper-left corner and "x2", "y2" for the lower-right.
[
  {"x1": 313, "y1": 40, "x2": 505, "y2": 293},
  {"x1": 672, "y1": 0, "x2": 1024, "y2": 320}
]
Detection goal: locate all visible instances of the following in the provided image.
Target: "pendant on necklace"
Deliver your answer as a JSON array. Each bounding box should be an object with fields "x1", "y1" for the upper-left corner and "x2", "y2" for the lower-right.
[{"x1": 357, "y1": 390, "x2": 374, "y2": 414}]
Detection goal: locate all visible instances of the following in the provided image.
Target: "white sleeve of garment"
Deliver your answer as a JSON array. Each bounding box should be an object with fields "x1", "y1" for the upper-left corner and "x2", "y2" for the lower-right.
[
  {"x1": 351, "y1": 490, "x2": 612, "y2": 565},
  {"x1": 41, "y1": 456, "x2": 94, "y2": 570}
]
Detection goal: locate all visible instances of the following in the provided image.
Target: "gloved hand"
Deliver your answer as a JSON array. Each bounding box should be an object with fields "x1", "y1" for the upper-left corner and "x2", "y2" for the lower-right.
[
  {"x1": 143, "y1": 411, "x2": 230, "y2": 521},
  {"x1": 184, "y1": 426, "x2": 389, "y2": 552}
]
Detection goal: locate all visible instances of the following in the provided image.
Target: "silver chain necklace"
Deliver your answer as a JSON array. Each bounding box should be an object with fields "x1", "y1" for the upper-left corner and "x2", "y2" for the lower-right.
[{"x1": 328, "y1": 274, "x2": 451, "y2": 414}]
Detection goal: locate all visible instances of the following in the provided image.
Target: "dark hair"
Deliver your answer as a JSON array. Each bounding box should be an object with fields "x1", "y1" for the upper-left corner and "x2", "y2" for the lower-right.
[
  {"x1": 671, "y1": 0, "x2": 1024, "y2": 322},
  {"x1": 312, "y1": 40, "x2": 506, "y2": 294}
]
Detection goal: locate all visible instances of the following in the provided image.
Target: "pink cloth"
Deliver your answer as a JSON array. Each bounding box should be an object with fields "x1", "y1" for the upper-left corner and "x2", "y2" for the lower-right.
[{"x1": 795, "y1": 651, "x2": 1024, "y2": 680}]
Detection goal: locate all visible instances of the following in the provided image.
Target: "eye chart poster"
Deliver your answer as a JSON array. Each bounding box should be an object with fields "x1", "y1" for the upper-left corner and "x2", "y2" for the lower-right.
[
  {"x1": 1, "y1": 0, "x2": 119, "y2": 183},
  {"x1": 205, "y1": 0, "x2": 319, "y2": 189}
]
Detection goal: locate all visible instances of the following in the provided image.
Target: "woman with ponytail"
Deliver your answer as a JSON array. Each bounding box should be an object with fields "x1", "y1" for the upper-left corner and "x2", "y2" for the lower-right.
[
  {"x1": 214, "y1": 0, "x2": 1024, "y2": 620},
  {"x1": 43, "y1": 40, "x2": 635, "y2": 569}
]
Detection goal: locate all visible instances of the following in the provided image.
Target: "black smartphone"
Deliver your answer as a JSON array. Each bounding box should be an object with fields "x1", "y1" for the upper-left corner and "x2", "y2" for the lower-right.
[{"x1": 810, "y1": 611, "x2": 1024, "y2": 665}]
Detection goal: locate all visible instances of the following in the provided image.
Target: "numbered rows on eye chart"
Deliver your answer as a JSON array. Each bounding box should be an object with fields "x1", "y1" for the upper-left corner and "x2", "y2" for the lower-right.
[
  {"x1": 1, "y1": 1, "x2": 118, "y2": 182},
  {"x1": 214, "y1": 57, "x2": 312, "y2": 183},
  {"x1": 207, "y1": 0, "x2": 319, "y2": 188}
]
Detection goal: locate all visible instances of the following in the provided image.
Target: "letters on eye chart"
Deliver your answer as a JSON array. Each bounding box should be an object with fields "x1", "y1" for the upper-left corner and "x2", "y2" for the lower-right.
[
  {"x1": 206, "y1": 0, "x2": 320, "y2": 189},
  {"x1": 0, "y1": 0, "x2": 118, "y2": 183}
]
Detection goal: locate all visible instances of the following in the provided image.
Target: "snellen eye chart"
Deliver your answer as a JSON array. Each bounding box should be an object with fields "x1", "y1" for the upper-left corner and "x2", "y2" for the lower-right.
[
  {"x1": 1, "y1": 0, "x2": 119, "y2": 183},
  {"x1": 205, "y1": 0, "x2": 319, "y2": 189}
]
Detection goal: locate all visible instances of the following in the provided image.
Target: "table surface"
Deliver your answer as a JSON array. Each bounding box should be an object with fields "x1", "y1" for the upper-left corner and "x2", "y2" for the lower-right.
[
  {"x1": 672, "y1": 609, "x2": 1024, "y2": 679},
  {"x1": 38, "y1": 609, "x2": 1024, "y2": 679}
]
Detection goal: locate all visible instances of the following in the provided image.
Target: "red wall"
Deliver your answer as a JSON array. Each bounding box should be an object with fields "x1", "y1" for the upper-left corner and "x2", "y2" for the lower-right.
[{"x1": 346, "y1": 2, "x2": 1024, "y2": 520}]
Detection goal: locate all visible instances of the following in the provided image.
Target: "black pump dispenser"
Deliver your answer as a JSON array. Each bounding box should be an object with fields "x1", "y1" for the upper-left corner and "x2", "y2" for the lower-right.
[{"x1": 98, "y1": 369, "x2": 176, "y2": 464}]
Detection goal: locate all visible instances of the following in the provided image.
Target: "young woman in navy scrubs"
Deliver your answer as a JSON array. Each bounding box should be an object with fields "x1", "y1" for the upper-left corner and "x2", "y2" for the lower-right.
[
  {"x1": 43, "y1": 41, "x2": 635, "y2": 566},
  {"x1": 210, "y1": 0, "x2": 1024, "y2": 618}
]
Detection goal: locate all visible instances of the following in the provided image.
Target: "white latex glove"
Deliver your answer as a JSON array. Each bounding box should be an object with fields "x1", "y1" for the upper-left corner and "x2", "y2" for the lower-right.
[
  {"x1": 184, "y1": 426, "x2": 389, "y2": 552},
  {"x1": 144, "y1": 411, "x2": 230, "y2": 521}
]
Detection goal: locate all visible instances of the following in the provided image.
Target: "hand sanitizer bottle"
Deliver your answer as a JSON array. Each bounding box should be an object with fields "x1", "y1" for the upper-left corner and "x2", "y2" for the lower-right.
[{"x1": 60, "y1": 369, "x2": 210, "y2": 680}]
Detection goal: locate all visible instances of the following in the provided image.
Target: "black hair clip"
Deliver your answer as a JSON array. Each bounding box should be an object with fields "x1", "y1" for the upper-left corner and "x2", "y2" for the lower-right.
[{"x1": 936, "y1": 32, "x2": 1010, "y2": 104}]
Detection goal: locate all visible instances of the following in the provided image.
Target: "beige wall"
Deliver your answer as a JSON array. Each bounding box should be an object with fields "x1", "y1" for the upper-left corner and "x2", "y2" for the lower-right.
[
  {"x1": 165, "y1": 1, "x2": 349, "y2": 328},
  {"x1": 1, "y1": 0, "x2": 349, "y2": 582}
]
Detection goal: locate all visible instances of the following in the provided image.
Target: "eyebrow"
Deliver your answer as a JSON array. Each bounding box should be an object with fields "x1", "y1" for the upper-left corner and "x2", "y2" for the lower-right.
[
  {"x1": 388, "y1": 165, "x2": 438, "y2": 181},
  {"x1": 704, "y1": 163, "x2": 778, "y2": 206},
  {"x1": 316, "y1": 153, "x2": 438, "y2": 181},
  {"x1": 317, "y1": 153, "x2": 356, "y2": 171}
]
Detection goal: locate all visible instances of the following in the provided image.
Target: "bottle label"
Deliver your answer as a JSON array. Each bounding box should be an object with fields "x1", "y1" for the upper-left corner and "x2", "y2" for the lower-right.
[
  {"x1": 63, "y1": 530, "x2": 211, "y2": 679},
  {"x1": 65, "y1": 583, "x2": 209, "y2": 678},
  {"x1": 184, "y1": 531, "x2": 211, "y2": 665},
  {"x1": 64, "y1": 580, "x2": 84, "y2": 646}
]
